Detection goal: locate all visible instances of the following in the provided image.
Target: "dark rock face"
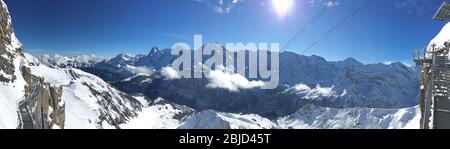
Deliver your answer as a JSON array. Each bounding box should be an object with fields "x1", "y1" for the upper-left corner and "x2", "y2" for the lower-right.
[
  {"x1": 30, "y1": 77, "x2": 65, "y2": 129},
  {"x1": 0, "y1": 0, "x2": 18, "y2": 83},
  {"x1": 1, "y1": 0, "x2": 65, "y2": 129}
]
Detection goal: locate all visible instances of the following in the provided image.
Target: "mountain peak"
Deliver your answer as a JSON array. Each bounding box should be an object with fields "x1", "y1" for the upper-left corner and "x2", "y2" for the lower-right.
[
  {"x1": 118, "y1": 53, "x2": 135, "y2": 59},
  {"x1": 341, "y1": 57, "x2": 362, "y2": 66},
  {"x1": 310, "y1": 55, "x2": 327, "y2": 62},
  {"x1": 148, "y1": 47, "x2": 161, "y2": 57},
  {"x1": 106, "y1": 53, "x2": 140, "y2": 65},
  {"x1": 1, "y1": 0, "x2": 22, "y2": 55},
  {"x1": 0, "y1": 0, "x2": 24, "y2": 83}
]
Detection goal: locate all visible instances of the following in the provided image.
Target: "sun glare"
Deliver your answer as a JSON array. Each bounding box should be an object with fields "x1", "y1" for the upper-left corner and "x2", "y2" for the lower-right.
[{"x1": 272, "y1": 0, "x2": 294, "y2": 17}]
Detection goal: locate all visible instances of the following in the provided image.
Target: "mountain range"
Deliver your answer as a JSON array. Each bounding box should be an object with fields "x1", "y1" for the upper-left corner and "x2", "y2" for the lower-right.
[{"x1": 1, "y1": 0, "x2": 437, "y2": 129}]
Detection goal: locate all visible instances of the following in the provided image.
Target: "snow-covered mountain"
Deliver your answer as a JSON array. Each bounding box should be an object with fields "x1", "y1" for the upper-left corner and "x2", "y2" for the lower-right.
[
  {"x1": 278, "y1": 52, "x2": 419, "y2": 108},
  {"x1": 121, "y1": 97, "x2": 195, "y2": 129},
  {"x1": 26, "y1": 55, "x2": 143, "y2": 128},
  {"x1": 5, "y1": 0, "x2": 446, "y2": 129},
  {"x1": 37, "y1": 54, "x2": 108, "y2": 68},
  {"x1": 126, "y1": 100, "x2": 419, "y2": 129},
  {"x1": 70, "y1": 48, "x2": 419, "y2": 119},
  {"x1": 278, "y1": 104, "x2": 420, "y2": 129},
  {"x1": 0, "y1": 0, "x2": 143, "y2": 129},
  {"x1": 176, "y1": 105, "x2": 420, "y2": 129},
  {"x1": 0, "y1": 0, "x2": 30, "y2": 128},
  {"x1": 49, "y1": 46, "x2": 418, "y2": 128},
  {"x1": 179, "y1": 110, "x2": 279, "y2": 129},
  {"x1": 61, "y1": 41, "x2": 422, "y2": 128}
]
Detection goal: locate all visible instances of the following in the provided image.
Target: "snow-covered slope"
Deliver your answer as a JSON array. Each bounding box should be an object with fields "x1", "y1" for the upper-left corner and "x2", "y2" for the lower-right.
[
  {"x1": 1, "y1": 0, "x2": 147, "y2": 129},
  {"x1": 176, "y1": 105, "x2": 419, "y2": 129},
  {"x1": 428, "y1": 22, "x2": 450, "y2": 50},
  {"x1": 179, "y1": 110, "x2": 279, "y2": 129},
  {"x1": 0, "y1": 0, "x2": 29, "y2": 128},
  {"x1": 0, "y1": 37, "x2": 25, "y2": 128},
  {"x1": 27, "y1": 55, "x2": 143, "y2": 128},
  {"x1": 121, "y1": 97, "x2": 195, "y2": 129},
  {"x1": 278, "y1": 104, "x2": 420, "y2": 129}
]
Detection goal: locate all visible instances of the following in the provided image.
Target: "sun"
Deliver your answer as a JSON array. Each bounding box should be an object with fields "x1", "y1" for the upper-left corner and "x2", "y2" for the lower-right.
[{"x1": 272, "y1": 0, "x2": 294, "y2": 17}]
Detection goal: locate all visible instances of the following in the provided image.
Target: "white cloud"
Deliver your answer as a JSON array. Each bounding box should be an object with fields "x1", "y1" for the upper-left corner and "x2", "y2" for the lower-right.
[
  {"x1": 195, "y1": 0, "x2": 245, "y2": 14},
  {"x1": 126, "y1": 65, "x2": 153, "y2": 76},
  {"x1": 287, "y1": 83, "x2": 341, "y2": 100},
  {"x1": 206, "y1": 69, "x2": 264, "y2": 92},
  {"x1": 161, "y1": 66, "x2": 181, "y2": 80}
]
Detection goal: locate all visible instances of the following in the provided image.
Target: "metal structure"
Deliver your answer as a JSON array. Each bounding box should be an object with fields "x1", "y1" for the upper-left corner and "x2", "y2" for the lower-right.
[
  {"x1": 433, "y1": 1, "x2": 450, "y2": 21},
  {"x1": 17, "y1": 77, "x2": 38, "y2": 129},
  {"x1": 415, "y1": 44, "x2": 450, "y2": 129},
  {"x1": 17, "y1": 77, "x2": 48, "y2": 129},
  {"x1": 415, "y1": 2, "x2": 450, "y2": 129}
]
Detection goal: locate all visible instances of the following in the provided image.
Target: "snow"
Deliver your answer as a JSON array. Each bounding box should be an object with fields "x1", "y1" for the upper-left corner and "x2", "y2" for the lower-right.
[
  {"x1": 0, "y1": 0, "x2": 427, "y2": 129},
  {"x1": 62, "y1": 82, "x2": 101, "y2": 129},
  {"x1": 0, "y1": 18, "x2": 27, "y2": 128},
  {"x1": 28, "y1": 59, "x2": 142, "y2": 129},
  {"x1": 133, "y1": 96, "x2": 149, "y2": 106},
  {"x1": 10, "y1": 33, "x2": 22, "y2": 50},
  {"x1": 428, "y1": 22, "x2": 450, "y2": 50},
  {"x1": 52, "y1": 124, "x2": 62, "y2": 129},
  {"x1": 3, "y1": 52, "x2": 421, "y2": 130},
  {"x1": 179, "y1": 110, "x2": 278, "y2": 129},
  {"x1": 0, "y1": 85, "x2": 21, "y2": 128},
  {"x1": 216, "y1": 112, "x2": 278, "y2": 129},
  {"x1": 37, "y1": 54, "x2": 108, "y2": 67},
  {"x1": 24, "y1": 53, "x2": 40, "y2": 64},
  {"x1": 107, "y1": 53, "x2": 142, "y2": 66},
  {"x1": 0, "y1": 57, "x2": 26, "y2": 128},
  {"x1": 121, "y1": 104, "x2": 182, "y2": 129},
  {"x1": 382, "y1": 61, "x2": 395, "y2": 65},
  {"x1": 29, "y1": 65, "x2": 72, "y2": 85},
  {"x1": 178, "y1": 105, "x2": 420, "y2": 129},
  {"x1": 277, "y1": 105, "x2": 420, "y2": 129},
  {"x1": 153, "y1": 97, "x2": 165, "y2": 104},
  {"x1": 118, "y1": 53, "x2": 136, "y2": 61}
]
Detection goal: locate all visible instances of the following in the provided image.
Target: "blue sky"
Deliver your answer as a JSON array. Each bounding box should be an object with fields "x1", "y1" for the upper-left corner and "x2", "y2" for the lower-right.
[{"x1": 4, "y1": 0, "x2": 448, "y2": 64}]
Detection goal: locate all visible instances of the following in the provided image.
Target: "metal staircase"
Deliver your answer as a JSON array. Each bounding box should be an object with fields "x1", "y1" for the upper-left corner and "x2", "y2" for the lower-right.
[
  {"x1": 433, "y1": 53, "x2": 450, "y2": 128},
  {"x1": 416, "y1": 45, "x2": 450, "y2": 129}
]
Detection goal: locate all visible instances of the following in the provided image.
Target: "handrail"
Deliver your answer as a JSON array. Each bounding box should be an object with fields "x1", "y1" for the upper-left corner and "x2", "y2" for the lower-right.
[
  {"x1": 17, "y1": 77, "x2": 39, "y2": 129},
  {"x1": 422, "y1": 46, "x2": 436, "y2": 129}
]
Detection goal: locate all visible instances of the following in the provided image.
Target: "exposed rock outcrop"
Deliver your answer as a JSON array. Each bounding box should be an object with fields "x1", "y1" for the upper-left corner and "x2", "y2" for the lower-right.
[{"x1": 1, "y1": 0, "x2": 65, "y2": 129}]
